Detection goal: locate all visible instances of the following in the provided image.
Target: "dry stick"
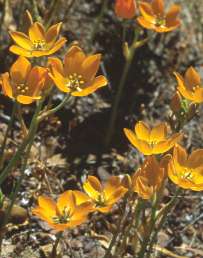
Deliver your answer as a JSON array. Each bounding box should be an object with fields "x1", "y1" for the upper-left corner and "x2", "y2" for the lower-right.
[{"x1": 0, "y1": 101, "x2": 17, "y2": 169}]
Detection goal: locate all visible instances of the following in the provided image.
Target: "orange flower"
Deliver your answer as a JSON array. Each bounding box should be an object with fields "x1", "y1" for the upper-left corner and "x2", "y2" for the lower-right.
[
  {"x1": 83, "y1": 176, "x2": 127, "y2": 213},
  {"x1": 48, "y1": 46, "x2": 108, "y2": 96},
  {"x1": 32, "y1": 190, "x2": 93, "y2": 231},
  {"x1": 9, "y1": 13, "x2": 66, "y2": 57},
  {"x1": 115, "y1": 0, "x2": 136, "y2": 19},
  {"x1": 168, "y1": 145, "x2": 203, "y2": 191},
  {"x1": 137, "y1": 0, "x2": 181, "y2": 33},
  {"x1": 124, "y1": 121, "x2": 182, "y2": 155},
  {"x1": 174, "y1": 67, "x2": 203, "y2": 104},
  {"x1": 121, "y1": 156, "x2": 169, "y2": 199},
  {"x1": 1, "y1": 56, "x2": 47, "y2": 104},
  {"x1": 131, "y1": 156, "x2": 166, "y2": 199}
]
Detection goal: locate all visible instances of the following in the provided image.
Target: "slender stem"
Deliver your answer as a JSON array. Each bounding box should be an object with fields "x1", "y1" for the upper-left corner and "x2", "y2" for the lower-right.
[
  {"x1": 148, "y1": 188, "x2": 181, "y2": 256},
  {"x1": 0, "y1": 100, "x2": 43, "y2": 186},
  {"x1": 17, "y1": 104, "x2": 28, "y2": 137},
  {"x1": 103, "y1": 194, "x2": 130, "y2": 258},
  {"x1": 38, "y1": 94, "x2": 71, "y2": 122},
  {"x1": 2, "y1": 100, "x2": 44, "y2": 227},
  {"x1": 89, "y1": 0, "x2": 109, "y2": 46},
  {"x1": 105, "y1": 29, "x2": 139, "y2": 148},
  {"x1": 51, "y1": 232, "x2": 62, "y2": 258},
  {"x1": 138, "y1": 194, "x2": 158, "y2": 258},
  {"x1": 104, "y1": 51, "x2": 135, "y2": 148},
  {"x1": 0, "y1": 102, "x2": 17, "y2": 169}
]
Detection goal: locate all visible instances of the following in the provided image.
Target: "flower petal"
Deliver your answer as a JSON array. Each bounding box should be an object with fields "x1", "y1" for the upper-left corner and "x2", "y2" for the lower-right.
[
  {"x1": 1, "y1": 73, "x2": 13, "y2": 99},
  {"x1": 17, "y1": 95, "x2": 41, "y2": 104},
  {"x1": 9, "y1": 31, "x2": 32, "y2": 50},
  {"x1": 150, "y1": 123, "x2": 167, "y2": 143},
  {"x1": 166, "y1": 4, "x2": 181, "y2": 27},
  {"x1": 134, "y1": 121, "x2": 150, "y2": 141},
  {"x1": 29, "y1": 22, "x2": 45, "y2": 42},
  {"x1": 46, "y1": 37, "x2": 67, "y2": 55},
  {"x1": 104, "y1": 176, "x2": 122, "y2": 198},
  {"x1": 46, "y1": 22, "x2": 62, "y2": 45},
  {"x1": 83, "y1": 176, "x2": 102, "y2": 200},
  {"x1": 151, "y1": 0, "x2": 164, "y2": 16},
  {"x1": 188, "y1": 149, "x2": 203, "y2": 168},
  {"x1": 71, "y1": 75, "x2": 107, "y2": 97},
  {"x1": 37, "y1": 196, "x2": 57, "y2": 217},
  {"x1": 137, "y1": 17, "x2": 155, "y2": 30},
  {"x1": 81, "y1": 54, "x2": 101, "y2": 81},
  {"x1": 139, "y1": 2, "x2": 155, "y2": 23},
  {"x1": 185, "y1": 67, "x2": 201, "y2": 91},
  {"x1": 193, "y1": 87, "x2": 203, "y2": 103},
  {"x1": 26, "y1": 66, "x2": 47, "y2": 95},
  {"x1": 10, "y1": 56, "x2": 31, "y2": 84},
  {"x1": 57, "y1": 190, "x2": 76, "y2": 215},
  {"x1": 9, "y1": 45, "x2": 33, "y2": 57},
  {"x1": 48, "y1": 57, "x2": 64, "y2": 75},
  {"x1": 48, "y1": 68, "x2": 69, "y2": 93},
  {"x1": 64, "y1": 46, "x2": 86, "y2": 75}
]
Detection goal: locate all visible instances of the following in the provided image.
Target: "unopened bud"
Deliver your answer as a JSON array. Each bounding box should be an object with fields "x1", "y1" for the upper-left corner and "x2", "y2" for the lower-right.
[
  {"x1": 170, "y1": 92, "x2": 181, "y2": 113},
  {"x1": 123, "y1": 42, "x2": 130, "y2": 60}
]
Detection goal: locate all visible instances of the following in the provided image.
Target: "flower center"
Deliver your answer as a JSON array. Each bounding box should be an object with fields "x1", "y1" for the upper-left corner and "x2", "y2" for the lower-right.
[
  {"x1": 52, "y1": 207, "x2": 71, "y2": 224},
  {"x1": 16, "y1": 83, "x2": 29, "y2": 95},
  {"x1": 155, "y1": 16, "x2": 166, "y2": 27},
  {"x1": 66, "y1": 73, "x2": 85, "y2": 92},
  {"x1": 181, "y1": 169, "x2": 194, "y2": 182},
  {"x1": 33, "y1": 39, "x2": 46, "y2": 50},
  {"x1": 95, "y1": 194, "x2": 106, "y2": 207}
]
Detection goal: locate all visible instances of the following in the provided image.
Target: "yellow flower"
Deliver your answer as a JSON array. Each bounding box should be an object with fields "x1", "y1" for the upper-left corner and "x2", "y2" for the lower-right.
[
  {"x1": 121, "y1": 156, "x2": 169, "y2": 199},
  {"x1": 32, "y1": 190, "x2": 93, "y2": 231},
  {"x1": 124, "y1": 121, "x2": 182, "y2": 155},
  {"x1": 168, "y1": 144, "x2": 203, "y2": 191},
  {"x1": 137, "y1": 0, "x2": 181, "y2": 33},
  {"x1": 48, "y1": 46, "x2": 108, "y2": 96},
  {"x1": 174, "y1": 67, "x2": 203, "y2": 104},
  {"x1": 1, "y1": 56, "x2": 47, "y2": 104},
  {"x1": 83, "y1": 176, "x2": 127, "y2": 213},
  {"x1": 9, "y1": 14, "x2": 66, "y2": 57}
]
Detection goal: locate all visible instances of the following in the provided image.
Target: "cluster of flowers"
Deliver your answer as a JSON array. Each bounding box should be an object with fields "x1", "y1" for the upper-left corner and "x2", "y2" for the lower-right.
[
  {"x1": 1, "y1": 0, "x2": 203, "y2": 234},
  {"x1": 1, "y1": 11, "x2": 108, "y2": 104}
]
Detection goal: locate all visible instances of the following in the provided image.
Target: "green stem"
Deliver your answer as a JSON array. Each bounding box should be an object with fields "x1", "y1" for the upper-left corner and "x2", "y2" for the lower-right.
[
  {"x1": 105, "y1": 28, "x2": 141, "y2": 148},
  {"x1": 104, "y1": 48, "x2": 136, "y2": 148},
  {"x1": 103, "y1": 194, "x2": 130, "y2": 258},
  {"x1": 2, "y1": 99, "x2": 44, "y2": 227},
  {"x1": 0, "y1": 102, "x2": 17, "y2": 169},
  {"x1": 0, "y1": 100, "x2": 43, "y2": 186},
  {"x1": 89, "y1": 0, "x2": 109, "y2": 46},
  {"x1": 137, "y1": 193, "x2": 161, "y2": 258},
  {"x1": 148, "y1": 188, "x2": 181, "y2": 256},
  {"x1": 38, "y1": 94, "x2": 71, "y2": 122}
]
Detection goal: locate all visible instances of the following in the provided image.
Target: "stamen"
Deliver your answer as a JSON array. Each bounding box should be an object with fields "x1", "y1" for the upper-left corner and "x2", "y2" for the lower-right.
[
  {"x1": 67, "y1": 73, "x2": 85, "y2": 92},
  {"x1": 33, "y1": 39, "x2": 46, "y2": 50}
]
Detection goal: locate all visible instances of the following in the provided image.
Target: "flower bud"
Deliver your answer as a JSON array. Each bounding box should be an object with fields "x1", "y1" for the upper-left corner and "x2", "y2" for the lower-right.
[
  {"x1": 170, "y1": 91, "x2": 181, "y2": 113},
  {"x1": 115, "y1": 0, "x2": 136, "y2": 19}
]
